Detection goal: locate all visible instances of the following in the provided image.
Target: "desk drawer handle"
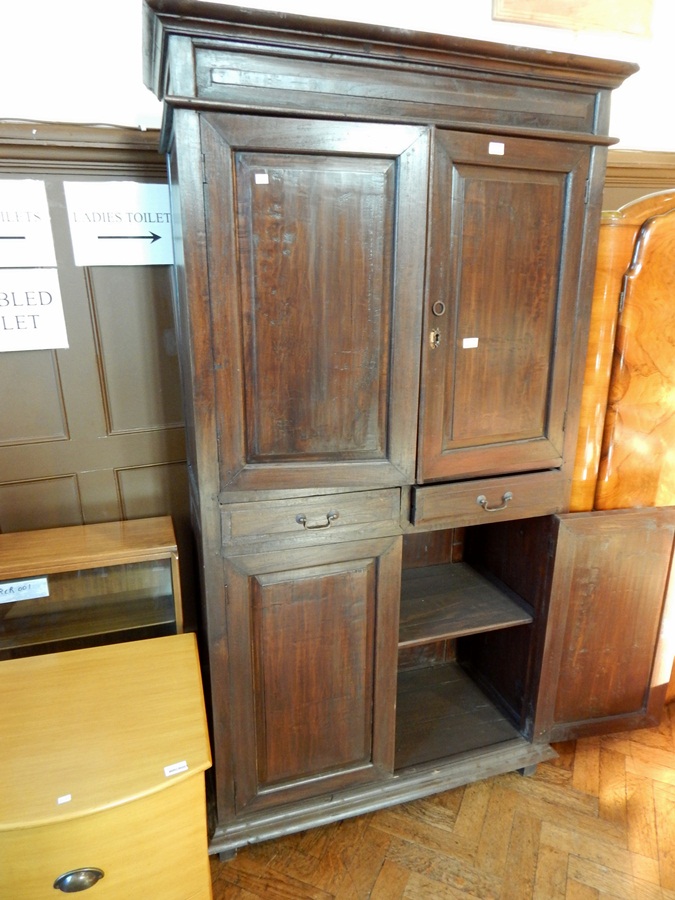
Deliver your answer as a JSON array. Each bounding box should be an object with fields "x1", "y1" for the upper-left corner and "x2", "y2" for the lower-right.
[
  {"x1": 296, "y1": 510, "x2": 339, "y2": 530},
  {"x1": 477, "y1": 491, "x2": 513, "y2": 512},
  {"x1": 53, "y1": 867, "x2": 105, "y2": 892}
]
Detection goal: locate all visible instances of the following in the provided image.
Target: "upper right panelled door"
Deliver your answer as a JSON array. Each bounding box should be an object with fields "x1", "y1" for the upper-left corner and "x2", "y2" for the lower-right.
[{"x1": 418, "y1": 131, "x2": 591, "y2": 483}]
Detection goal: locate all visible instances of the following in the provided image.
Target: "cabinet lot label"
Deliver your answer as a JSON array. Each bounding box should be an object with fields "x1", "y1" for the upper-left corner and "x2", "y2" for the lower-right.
[
  {"x1": 64, "y1": 181, "x2": 174, "y2": 266},
  {"x1": 0, "y1": 576, "x2": 49, "y2": 603},
  {"x1": 0, "y1": 268, "x2": 68, "y2": 352}
]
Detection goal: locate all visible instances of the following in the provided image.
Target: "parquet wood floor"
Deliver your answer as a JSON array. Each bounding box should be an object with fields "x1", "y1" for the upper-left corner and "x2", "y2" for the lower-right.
[{"x1": 210, "y1": 704, "x2": 675, "y2": 899}]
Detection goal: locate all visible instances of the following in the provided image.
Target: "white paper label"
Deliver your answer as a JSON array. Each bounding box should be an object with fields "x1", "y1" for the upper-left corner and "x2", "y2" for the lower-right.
[
  {"x1": 0, "y1": 269, "x2": 68, "y2": 353},
  {"x1": 64, "y1": 181, "x2": 174, "y2": 267},
  {"x1": 0, "y1": 180, "x2": 57, "y2": 268},
  {"x1": 0, "y1": 576, "x2": 49, "y2": 603},
  {"x1": 488, "y1": 141, "x2": 505, "y2": 156},
  {"x1": 462, "y1": 337, "x2": 479, "y2": 349},
  {"x1": 254, "y1": 173, "x2": 269, "y2": 185},
  {"x1": 164, "y1": 760, "x2": 189, "y2": 777}
]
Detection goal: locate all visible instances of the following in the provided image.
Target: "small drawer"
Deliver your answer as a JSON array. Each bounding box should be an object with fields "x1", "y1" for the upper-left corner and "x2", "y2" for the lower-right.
[
  {"x1": 411, "y1": 469, "x2": 567, "y2": 529},
  {"x1": 0, "y1": 777, "x2": 210, "y2": 899},
  {"x1": 221, "y1": 488, "x2": 401, "y2": 550}
]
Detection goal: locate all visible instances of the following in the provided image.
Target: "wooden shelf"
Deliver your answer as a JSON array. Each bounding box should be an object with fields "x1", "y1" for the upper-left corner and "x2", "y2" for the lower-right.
[
  {"x1": 395, "y1": 660, "x2": 521, "y2": 770},
  {"x1": 398, "y1": 562, "x2": 532, "y2": 649}
]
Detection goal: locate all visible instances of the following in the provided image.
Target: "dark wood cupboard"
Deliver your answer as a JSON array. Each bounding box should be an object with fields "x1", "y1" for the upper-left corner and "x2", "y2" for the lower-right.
[{"x1": 143, "y1": 1, "x2": 641, "y2": 855}]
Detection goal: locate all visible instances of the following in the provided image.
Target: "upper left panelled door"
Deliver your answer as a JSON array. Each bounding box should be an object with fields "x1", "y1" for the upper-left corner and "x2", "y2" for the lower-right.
[{"x1": 200, "y1": 114, "x2": 429, "y2": 493}]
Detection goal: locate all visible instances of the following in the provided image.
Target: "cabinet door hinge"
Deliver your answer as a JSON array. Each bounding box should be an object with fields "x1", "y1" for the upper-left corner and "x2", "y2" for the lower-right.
[
  {"x1": 202, "y1": 153, "x2": 207, "y2": 184},
  {"x1": 584, "y1": 178, "x2": 591, "y2": 204}
]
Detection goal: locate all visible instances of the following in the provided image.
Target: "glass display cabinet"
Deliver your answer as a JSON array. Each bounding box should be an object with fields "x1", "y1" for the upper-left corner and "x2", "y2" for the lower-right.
[{"x1": 0, "y1": 517, "x2": 182, "y2": 660}]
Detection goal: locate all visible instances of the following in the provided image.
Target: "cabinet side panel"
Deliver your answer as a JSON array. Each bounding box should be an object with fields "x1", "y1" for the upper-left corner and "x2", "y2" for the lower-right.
[{"x1": 167, "y1": 112, "x2": 224, "y2": 534}]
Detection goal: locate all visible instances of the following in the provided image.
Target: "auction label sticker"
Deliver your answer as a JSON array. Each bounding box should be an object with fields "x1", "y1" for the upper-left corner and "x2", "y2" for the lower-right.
[{"x1": 0, "y1": 576, "x2": 49, "y2": 604}]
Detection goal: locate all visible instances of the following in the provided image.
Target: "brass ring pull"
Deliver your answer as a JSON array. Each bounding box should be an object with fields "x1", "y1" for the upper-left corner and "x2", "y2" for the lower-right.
[
  {"x1": 53, "y1": 868, "x2": 105, "y2": 892},
  {"x1": 432, "y1": 300, "x2": 446, "y2": 317},
  {"x1": 476, "y1": 491, "x2": 513, "y2": 512},
  {"x1": 296, "y1": 511, "x2": 339, "y2": 530}
]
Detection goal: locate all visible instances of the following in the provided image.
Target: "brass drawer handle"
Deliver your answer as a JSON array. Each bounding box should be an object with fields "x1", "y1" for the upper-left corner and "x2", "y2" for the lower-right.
[
  {"x1": 476, "y1": 491, "x2": 513, "y2": 512},
  {"x1": 53, "y1": 867, "x2": 105, "y2": 892},
  {"x1": 296, "y1": 511, "x2": 339, "y2": 530}
]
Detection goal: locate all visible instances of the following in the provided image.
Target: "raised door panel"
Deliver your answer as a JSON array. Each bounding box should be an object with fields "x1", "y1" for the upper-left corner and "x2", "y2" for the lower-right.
[
  {"x1": 534, "y1": 507, "x2": 675, "y2": 741},
  {"x1": 418, "y1": 131, "x2": 591, "y2": 482},
  {"x1": 88, "y1": 266, "x2": 184, "y2": 433},
  {"x1": 200, "y1": 114, "x2": 429, "y2": 492},
  {"x1": 0, "y1": 350, "x2": 67, "y2": 444},
  {"x1": 221, "y1": 536, "x2": 400, "y2": 815}
]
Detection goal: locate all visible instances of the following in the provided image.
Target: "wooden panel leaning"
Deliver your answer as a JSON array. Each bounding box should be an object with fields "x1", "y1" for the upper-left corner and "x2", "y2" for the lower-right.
[
  {"x1": 570, "y1": 189, "x2": 675, "y2": 511},
  {"x1": 595, "y1": 195, "x2": 675, "y2": 509}
]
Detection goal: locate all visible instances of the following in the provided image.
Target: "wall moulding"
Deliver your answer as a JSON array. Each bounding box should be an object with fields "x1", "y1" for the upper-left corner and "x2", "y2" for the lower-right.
[
  {"x1": 0, "y1": 123, "x2": 164, "y2": 177},
  {"x1": 604, "y1": 148, "x2": 675, "y2": 209},
  {"x1": 605, "y1": 149, "x2": 675, "y2": 188}
]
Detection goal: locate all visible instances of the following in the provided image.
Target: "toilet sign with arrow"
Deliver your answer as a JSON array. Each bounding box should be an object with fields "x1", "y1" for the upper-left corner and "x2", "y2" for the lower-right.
[
  {"x1": 0, "y1": 180, "x2": 57, "y2": 268},
  {"x1": 64, "y1": 181, "x2": 174, "y2": 266}
]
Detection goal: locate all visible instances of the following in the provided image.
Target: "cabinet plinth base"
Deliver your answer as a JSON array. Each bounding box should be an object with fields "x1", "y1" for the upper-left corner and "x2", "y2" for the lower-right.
[{"x1": 208, "y1": 738, "x2": 556, "y2": 857}]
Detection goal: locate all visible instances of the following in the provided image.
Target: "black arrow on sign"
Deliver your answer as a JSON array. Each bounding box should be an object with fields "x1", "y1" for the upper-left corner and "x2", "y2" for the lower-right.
[{"x1": 97, "y1": 231, "x2": 161, "y2": 243}]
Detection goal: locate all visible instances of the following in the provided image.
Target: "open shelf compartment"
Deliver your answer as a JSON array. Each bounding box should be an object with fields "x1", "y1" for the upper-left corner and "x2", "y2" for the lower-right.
[
  {"x1": 395, "y1": 660, "x2": 522, "y2": 770},
  {"x1": 398, "y1": 561, "x2": 533, "y2": 648},
  {"x1": 395, "y1": 554, "x2": 535, "y2": 772}
]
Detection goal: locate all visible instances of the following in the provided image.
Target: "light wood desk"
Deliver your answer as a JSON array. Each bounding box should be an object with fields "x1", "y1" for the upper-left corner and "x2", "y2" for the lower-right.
[{"x1": 0, "y1": 633, "x2": 212, "y2": 898}]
